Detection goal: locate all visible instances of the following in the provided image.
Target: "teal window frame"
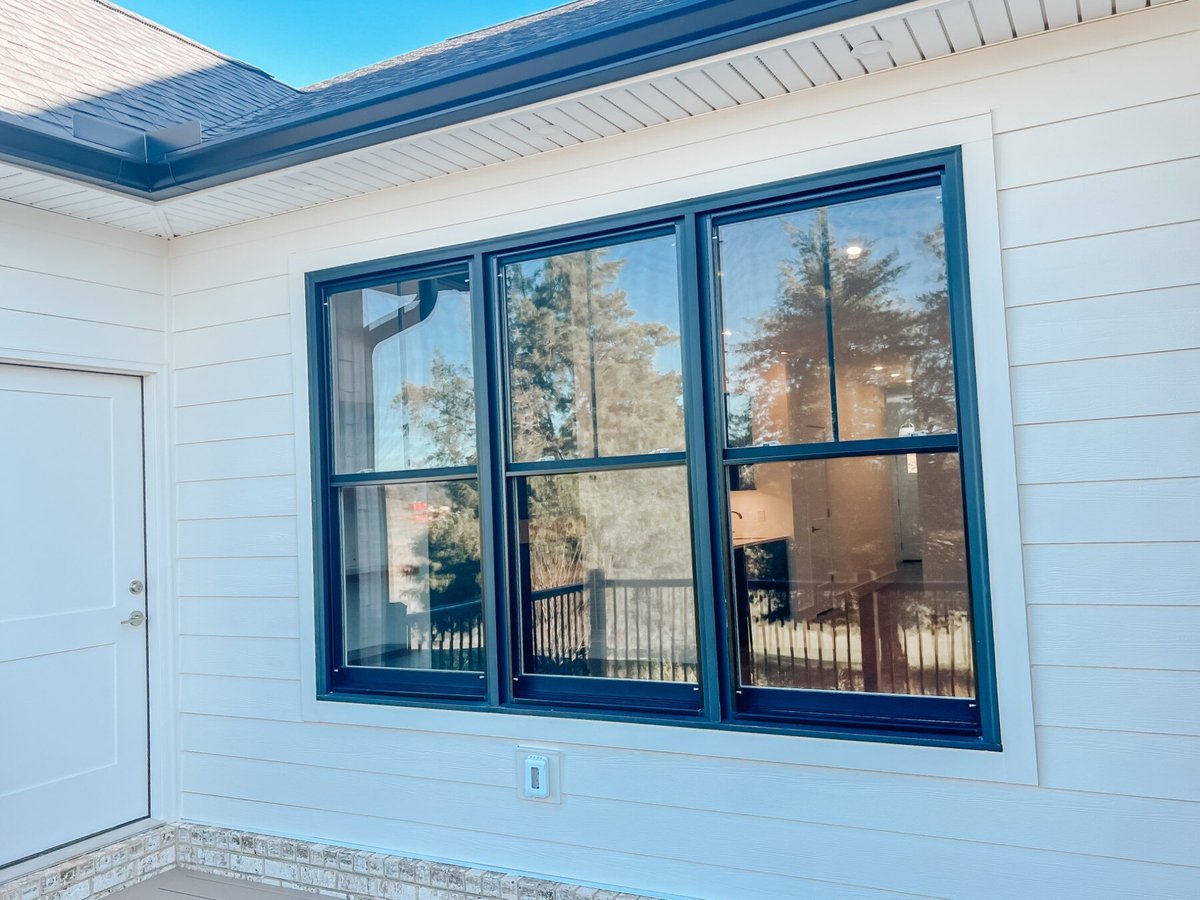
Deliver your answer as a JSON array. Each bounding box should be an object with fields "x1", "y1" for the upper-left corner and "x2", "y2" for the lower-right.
[{"x1": 306, "y1": 147, "x2": 1001, "y2": 749}]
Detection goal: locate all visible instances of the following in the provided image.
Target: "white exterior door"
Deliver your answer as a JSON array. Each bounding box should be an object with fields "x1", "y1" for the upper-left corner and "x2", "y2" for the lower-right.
[{"x1": 0, "y1": 364, "x2": 148, "y2": 867}]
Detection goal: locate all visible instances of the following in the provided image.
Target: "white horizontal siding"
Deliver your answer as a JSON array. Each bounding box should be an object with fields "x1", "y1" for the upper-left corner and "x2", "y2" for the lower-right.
[
  {"x1": 176, "y1": 557, "x2": 298, "y2": 598},
  {"x1": 178, "y1": 753, "x2": 1200, "y2": 899},
  {"x1": 175, "y1": 396, "x2": 294, "y2": 444},
  {"x1": 1038, "y1": 727, "x2": 1200, "y2": 801},
  {"x1": 177, "y1": 517, "x2": 298, "y2": 559},
  {"x1": 0, "y1": 201, "x2": 162, "y2": 294},
  {"x1": 1019, "y1": 478, "x2": 1200, "y2": 543},
  {"x1": 179, "y1": 675, "x2": 302, "y2": 722},
  {"x1": 173, "y1": 315, "x2": 291, "y2": 369},
  {"x1": 174, "y1": 355, "x2": 292, "y2": 407},
  {"x1": 179, "y1": 636, "x2": 301, "y2": 680},
  {"x1": 1029, "y1": 605, "x2": 1200, "y2": 669},
  {"x1": 0, "y1": 265, "x2": 162, "y2": 331},
  {"x1": 171, "y1": 276, "x2": 291, "y2": 332},
  {"x1": 997, "y1": 157, "x2": 1200, "y2": 248},
  {"x1": 1011, "y1": 350, "x2": 1200, "y2": 424},
  {"x1": 0, "y1": 201, "x2": 165, "y2": 367},
  {"x1": 179, "y1": 598, "x2": 300, "y2": 639},
  {"x1": 163, "y1": 6, "x2": 1200, "y2": 898},
  {"x1": 175, "y1": 435, "x2": 296, "y2": 483},
  {"x1": 1003, "y1": 220, "x2": 1200, "y2": 307},
  {"x1": 993, "y1": 94, "x2": 1200, "y2": 189},
  {"x1": 1034, "y1": 667, "x2": 1200, "y2": 735},
  {"x1": 1023, "y1": 543, "x2": 1200, "y2": 605},
  {"x1": 175, "y1": 715, "x2": 1200, "y2": 868},
  {"x1": 1005, "y1": 285, "x2": 1199, "y2": 366},
  {"x1": 1015, "y1": 415, "x2": 1200, "y2": 483},
  {"x1": 0, "y1": 306, "x2": 164, "y2": 364}
]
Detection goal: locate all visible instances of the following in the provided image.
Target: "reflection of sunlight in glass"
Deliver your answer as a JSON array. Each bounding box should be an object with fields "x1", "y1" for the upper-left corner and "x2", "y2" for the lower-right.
[{"x1": 719, "y1": 184, "x2": 954, "y2": 447}]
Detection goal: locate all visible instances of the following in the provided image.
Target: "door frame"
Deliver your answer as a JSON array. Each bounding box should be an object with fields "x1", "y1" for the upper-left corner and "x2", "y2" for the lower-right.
[{"x1": 0, "y1": 347, "x2": 178, "y2": 842}]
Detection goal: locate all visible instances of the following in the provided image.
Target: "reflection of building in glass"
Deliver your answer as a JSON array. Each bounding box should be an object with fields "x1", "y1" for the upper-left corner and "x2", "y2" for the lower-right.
[
  {"x1": 330, "y1": 270, "x2": 484, "y2": 674},
  {"x1": 721, "y1": 188, "x2": 972, "y2": 698}
]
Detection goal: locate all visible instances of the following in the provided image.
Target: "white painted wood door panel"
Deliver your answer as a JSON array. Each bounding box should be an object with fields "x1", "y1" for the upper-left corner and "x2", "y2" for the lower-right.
[{"x1": 0, "y1": 364, "x2": 148, "y2": 867}]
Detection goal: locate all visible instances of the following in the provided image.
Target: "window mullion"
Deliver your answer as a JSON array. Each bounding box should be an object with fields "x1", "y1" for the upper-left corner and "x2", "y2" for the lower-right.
[
  {"x1": 474, "y1": 251, "x2": 507, "y2": 707},
  {"x1": 687, "y1": 211, "x2": 735, "y2": 724}
]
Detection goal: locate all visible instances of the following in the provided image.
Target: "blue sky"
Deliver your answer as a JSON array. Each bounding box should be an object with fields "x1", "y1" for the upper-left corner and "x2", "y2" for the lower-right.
[{"x1": 120, "y1": 1, "x2": 562, "y2": 86}]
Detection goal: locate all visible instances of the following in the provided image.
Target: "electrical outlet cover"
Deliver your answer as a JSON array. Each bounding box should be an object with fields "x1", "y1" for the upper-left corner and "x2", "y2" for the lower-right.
[{"x1": 514, "y1": 746, "x2": 562, "y2": 803}]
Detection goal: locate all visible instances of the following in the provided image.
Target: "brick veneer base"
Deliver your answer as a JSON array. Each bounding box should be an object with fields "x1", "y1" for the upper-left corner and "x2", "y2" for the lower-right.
[
  {"x1": 0, "y1": 825, "x2": 177, "y2": 900},
  {"x1": 1, "y1": 825, "x2": 658, "y2": 900}
]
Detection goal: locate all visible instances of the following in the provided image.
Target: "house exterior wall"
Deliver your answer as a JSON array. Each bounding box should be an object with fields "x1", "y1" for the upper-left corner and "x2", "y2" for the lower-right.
[
  {"x1": 162, "y1": 5, "x2": 1198, "y2": 898},
  {"x1": 0, "y1": 201, "x2": 165, "y2": 369}
]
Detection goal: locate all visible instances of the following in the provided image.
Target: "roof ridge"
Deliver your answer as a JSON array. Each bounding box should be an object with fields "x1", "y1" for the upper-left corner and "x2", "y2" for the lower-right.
[{"x1": 89, "y1": 0, "x2": 300, "y2": 90}]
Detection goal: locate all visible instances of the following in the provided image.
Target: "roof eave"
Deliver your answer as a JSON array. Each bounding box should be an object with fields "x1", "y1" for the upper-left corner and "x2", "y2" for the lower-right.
[
  {"x1": 0, "y1": 120, "x2": 158, "y2": 197},
  {"x1": 2, "y1": 0, "x2": 908, "y2": 199}
]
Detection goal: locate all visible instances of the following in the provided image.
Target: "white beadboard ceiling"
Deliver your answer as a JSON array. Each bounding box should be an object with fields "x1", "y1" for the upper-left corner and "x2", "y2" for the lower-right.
[{"x1": 0, "y1": 0, "x2": 1177, "y2": 239}]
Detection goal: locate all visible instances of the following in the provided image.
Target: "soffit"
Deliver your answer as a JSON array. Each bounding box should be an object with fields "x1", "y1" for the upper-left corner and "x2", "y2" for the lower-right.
[{"x1": 0, "y1": 0, "x2": 1176, "y2": 239}]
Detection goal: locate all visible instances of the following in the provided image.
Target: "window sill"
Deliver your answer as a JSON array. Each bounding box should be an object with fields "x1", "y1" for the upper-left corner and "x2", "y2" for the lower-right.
[{"x1": 312, "y1": 688, "x2": 1008, "y2": 764}]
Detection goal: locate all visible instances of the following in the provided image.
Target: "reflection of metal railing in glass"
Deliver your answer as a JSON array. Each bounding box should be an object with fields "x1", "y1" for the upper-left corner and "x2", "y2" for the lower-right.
[
  {"x1": 529, "y1": 576, "x2": 698, "y2": 681},
  {"x1": 421, "y1": 598, "x2": 485, "y2": 671},
  {"x1": 525, "y1": 575, "x2": 972, "y2": 695},
  {"x1": 742, "y1": 578, "x2": 974, "y2": 697},
  {"x1": 346, "y1": 595, "x2": 485, "y2": 671}
]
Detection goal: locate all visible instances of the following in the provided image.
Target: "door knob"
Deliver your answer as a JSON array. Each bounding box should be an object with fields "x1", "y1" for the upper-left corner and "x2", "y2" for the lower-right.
[{"x1": 121, "y1": 610, "x2": 146, "y2": 627}]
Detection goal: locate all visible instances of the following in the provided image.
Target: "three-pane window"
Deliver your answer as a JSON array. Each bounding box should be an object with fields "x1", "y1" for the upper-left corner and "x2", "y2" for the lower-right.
[{"x1": 309, "y1": 152, "x2": 996, "y2": 744}]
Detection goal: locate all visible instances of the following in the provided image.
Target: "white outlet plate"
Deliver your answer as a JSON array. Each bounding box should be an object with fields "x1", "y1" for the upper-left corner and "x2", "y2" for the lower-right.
[{"x1": 514, "y1": 746, "x2": 562, "y2": 803}]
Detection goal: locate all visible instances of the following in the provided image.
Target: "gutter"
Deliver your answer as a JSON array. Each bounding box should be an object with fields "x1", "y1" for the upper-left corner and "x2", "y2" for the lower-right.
[{"x1": 0, "y1": 0, "x2": 908, "y2": 200}]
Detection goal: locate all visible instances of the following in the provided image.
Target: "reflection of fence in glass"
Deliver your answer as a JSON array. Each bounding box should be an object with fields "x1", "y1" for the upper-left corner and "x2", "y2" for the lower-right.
[
  {"x1": 529, "y1": 574, "x2": 699, "y2": 681},
  {"x1": 524, "y1": 576, "x2": 973, "y2": 696},
  {"x1": 406, "y1": 599, "x2": 485, "y2": 671},
  {"x1": 345, "y1": 596, "x2": 485, "y2": 671},
  {"x1": 744, "y1": 582, "x2": 974, "y2": 697}
]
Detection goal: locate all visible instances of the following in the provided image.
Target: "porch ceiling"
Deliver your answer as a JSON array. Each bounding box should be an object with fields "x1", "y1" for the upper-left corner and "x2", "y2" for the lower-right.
[{"x1": 0, "y1": 0, "x2": 1176, "y2": 239}]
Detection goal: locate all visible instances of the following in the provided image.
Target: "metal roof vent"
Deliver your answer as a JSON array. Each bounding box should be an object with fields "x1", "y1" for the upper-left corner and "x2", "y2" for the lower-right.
[{"x1": 72, "y1": 113, "x2": 202, "y2": 162}]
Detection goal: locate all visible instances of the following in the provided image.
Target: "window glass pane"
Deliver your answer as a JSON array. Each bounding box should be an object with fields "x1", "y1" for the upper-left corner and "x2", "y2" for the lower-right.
[
  {"x1": 340, "y1": 480, "x2": 483, "y2": 671},
  {"x1": 718, "y1": 185, "x2": 955, "y2": 446},
  {"x1": 828, "y1": 188, "x2": 955, "y2": 440},
  {"x1": 330, "y1": 269, "x2": 475, "y2": 474},
  {"x1": 515, "y1": 466, "x2": 697, "y2": 681},
  {"x1": 719, "y1": 206, "x2": 832, "y2": 447},
  {"x1": 504, "y1": 233, "x2": 685, "y2": 461},
  {"x1": 729, "y1": 454, "x2": 973, "y2": 697}
]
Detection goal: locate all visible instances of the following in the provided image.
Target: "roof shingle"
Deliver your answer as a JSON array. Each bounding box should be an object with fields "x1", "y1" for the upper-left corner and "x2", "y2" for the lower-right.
[
  {"x1": 0, "y1": 0, "x2": 688, "y2": 144},
  {"x1": 0, "y1": 0, "x2": 297, "y2": 140}
]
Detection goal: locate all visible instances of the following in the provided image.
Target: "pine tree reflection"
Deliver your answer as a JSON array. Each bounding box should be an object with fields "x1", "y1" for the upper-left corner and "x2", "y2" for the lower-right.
[{"x1": 721, "y1": 189, "x2": 973, "y2": 697}]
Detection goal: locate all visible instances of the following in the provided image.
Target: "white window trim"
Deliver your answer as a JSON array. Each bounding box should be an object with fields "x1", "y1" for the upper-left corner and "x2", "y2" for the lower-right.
[{"x1": 288, "y1": 113, "x2": 1038, "y2": 785}]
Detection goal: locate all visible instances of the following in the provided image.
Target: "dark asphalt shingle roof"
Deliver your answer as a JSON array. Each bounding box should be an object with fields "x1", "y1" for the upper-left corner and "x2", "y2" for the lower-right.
[
  {"x1": 0, "y1": 0, "x2": 297, "y2": 140},
  {"x1": 207, "y1": 0, "x2": 688, "y2": 137},
  {"x1": 0, "y1": 0, "x2": 687, "y2": 145}
]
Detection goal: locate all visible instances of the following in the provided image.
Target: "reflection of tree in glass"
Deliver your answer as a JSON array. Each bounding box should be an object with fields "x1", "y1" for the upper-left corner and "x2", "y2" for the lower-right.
[
  {"x1": 731, "y1": 213, "x2": 970, "y2": 695},
  {"x1": 908, "y1": 224, "x2": 955, "y2": 432},
  {"x1": 393, "y1": 357, "x2": 482, "y2": 658},
  {"x1": 505, "y1": 247, "x2": 690, "y2": 592},
  {"x1": 397, "y1": 352, "x2": 478, "y2": 466},
  {"x1": 731, "y1": 211, "x2": 955, "y2": 445},
  {"x1": 505, "y1": 248, "x2": 684, "y2": 461}
]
